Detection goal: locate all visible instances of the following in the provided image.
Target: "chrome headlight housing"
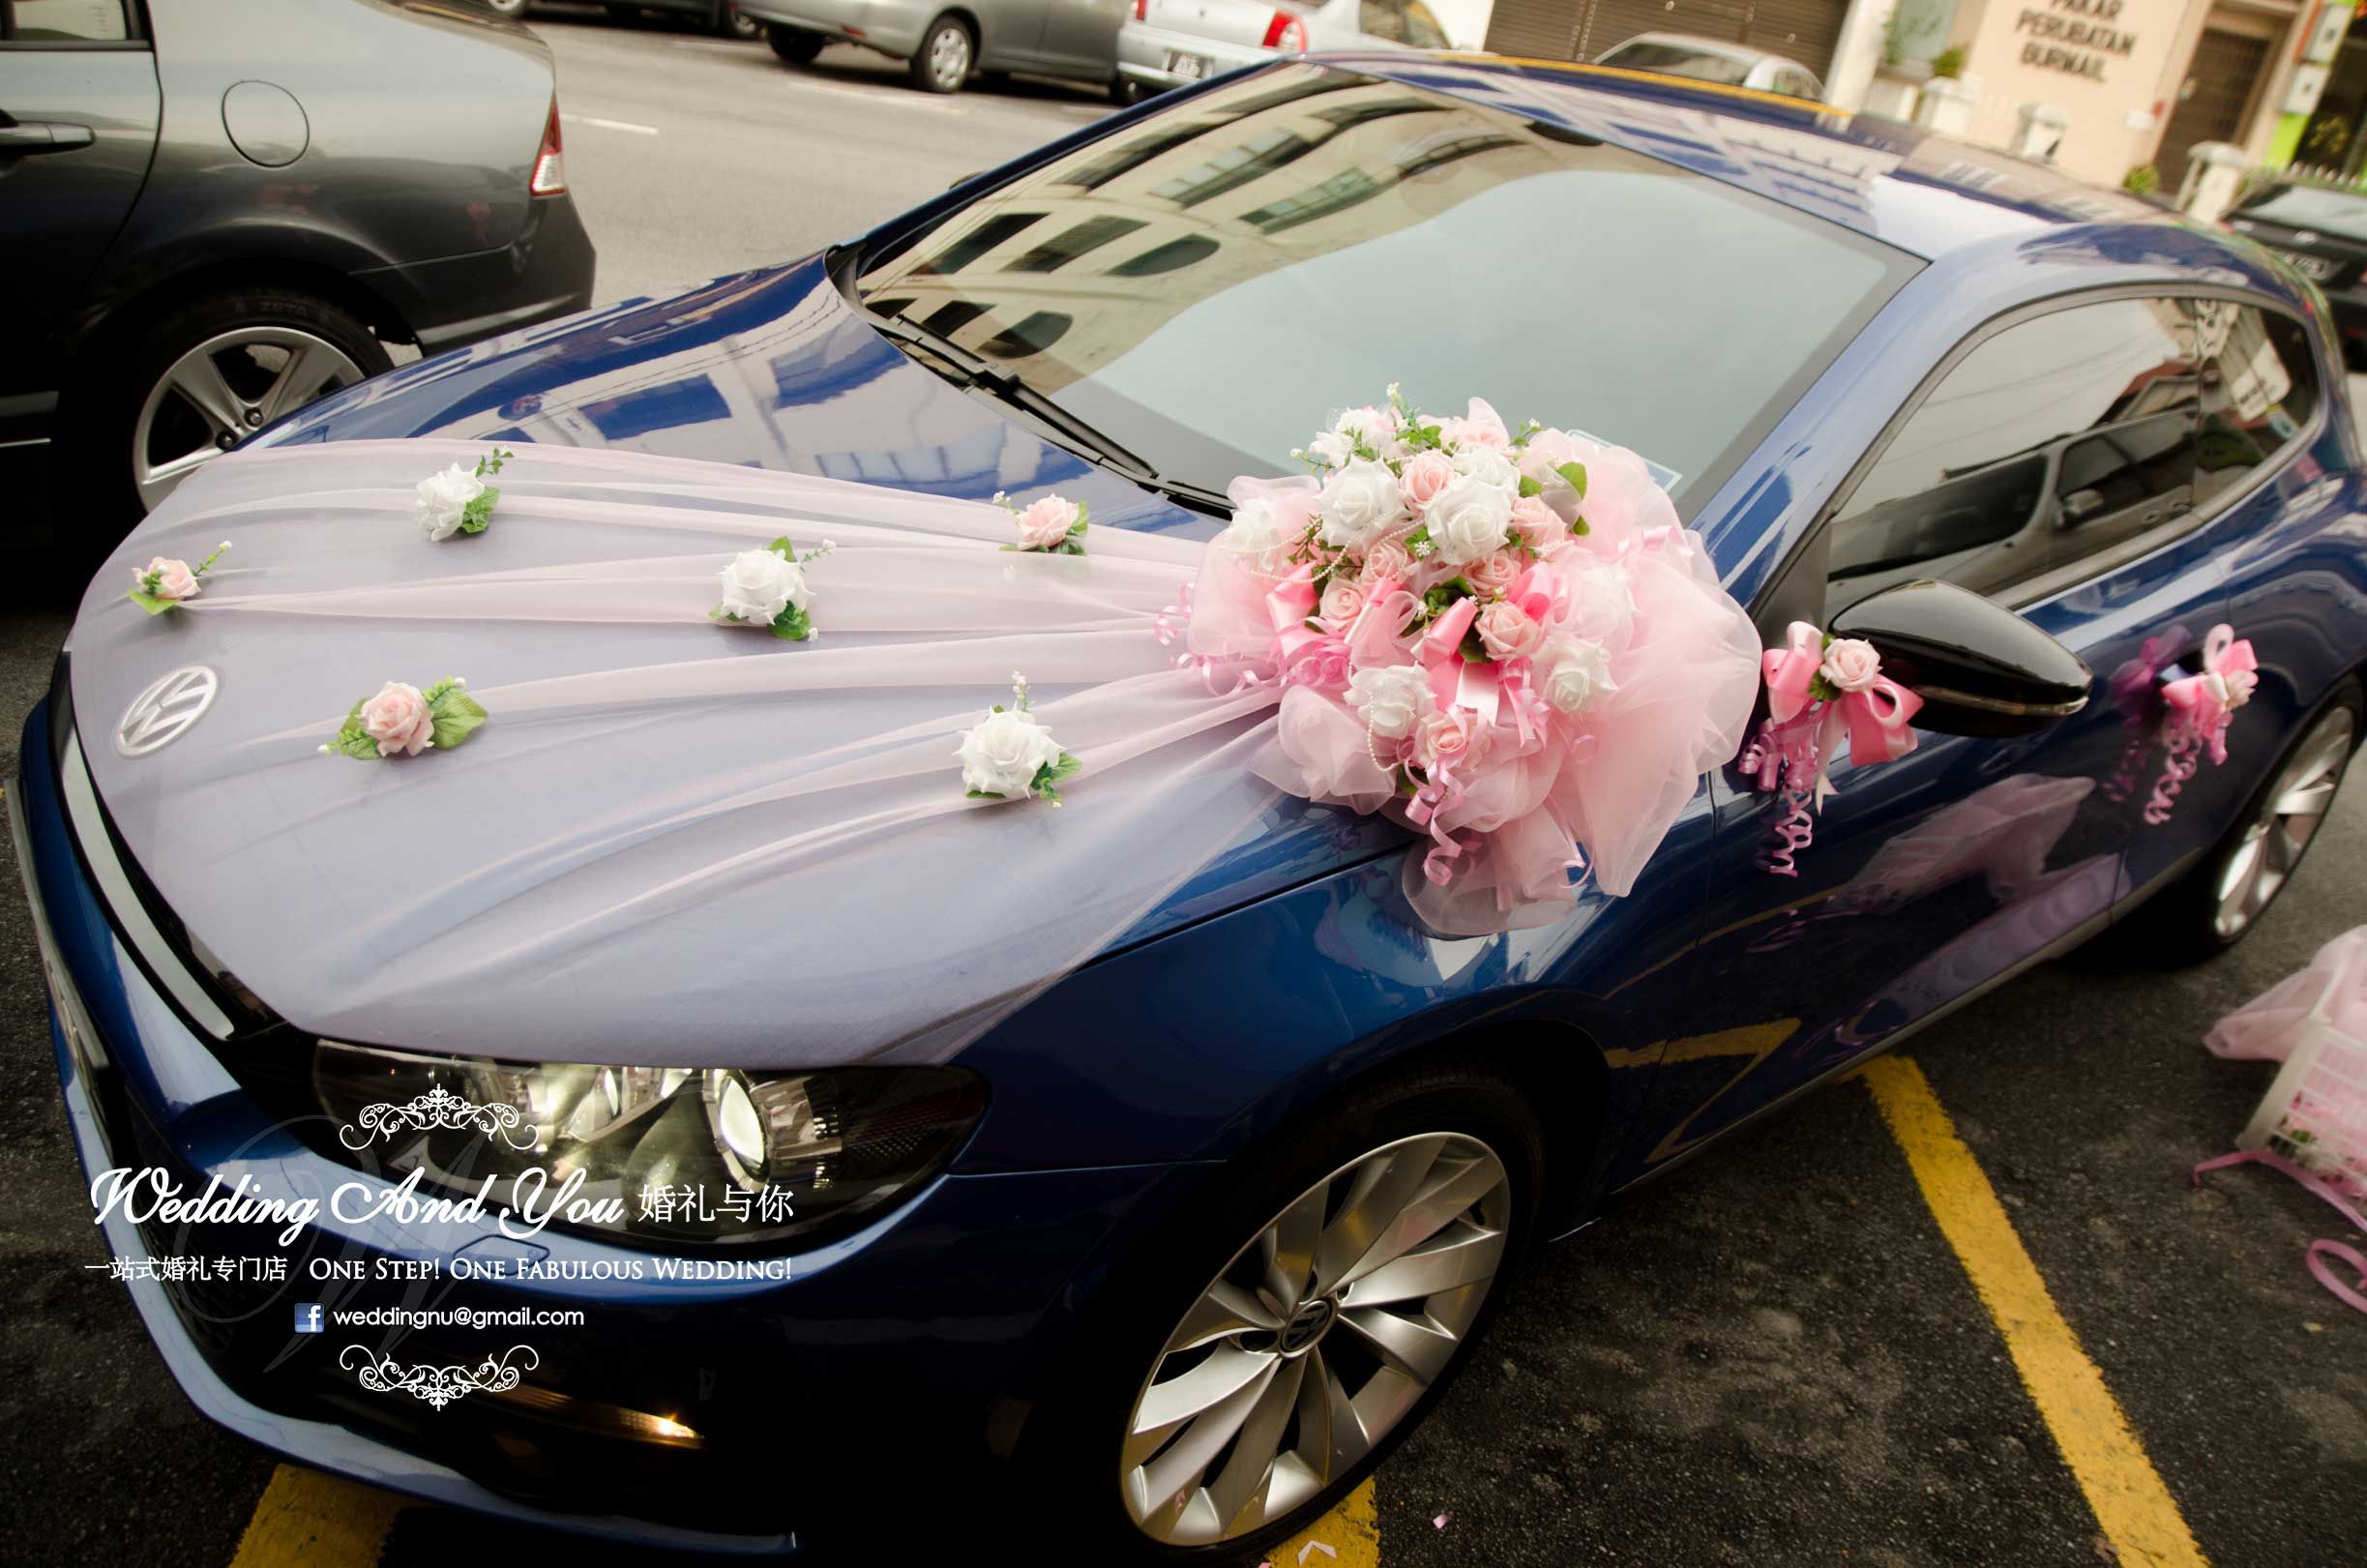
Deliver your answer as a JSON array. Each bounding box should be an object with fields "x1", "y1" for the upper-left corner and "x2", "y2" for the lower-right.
[{"x1": 307, "y1": 1041, "x2": 985, "y2": 1250}]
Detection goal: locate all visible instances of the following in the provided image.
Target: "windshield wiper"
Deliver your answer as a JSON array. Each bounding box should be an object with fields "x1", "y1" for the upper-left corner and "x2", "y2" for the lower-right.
[{"x1": 865, "y1": 310, "x2": 1233, "y2": 517}]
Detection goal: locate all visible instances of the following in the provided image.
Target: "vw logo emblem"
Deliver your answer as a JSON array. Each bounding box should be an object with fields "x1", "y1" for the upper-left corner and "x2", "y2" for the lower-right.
[{"x1": 115, "y1": 666, "x2": 219, "y2": 757}]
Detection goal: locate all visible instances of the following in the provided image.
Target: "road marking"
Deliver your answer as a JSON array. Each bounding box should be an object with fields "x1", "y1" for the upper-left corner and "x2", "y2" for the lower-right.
[
  {"x1": 227, "y1": 1465, "x2": 405, "y2": 1568},
  {"x1": 561, "y1": 112, "x2": 661, "y2": 135},
  {"x1": 1860, "y1": 1057, "x2": 2207, "y2": 1568},
  {"x1": 1271, "y1": 1477, "x2": 1378, "y2": 1568}
]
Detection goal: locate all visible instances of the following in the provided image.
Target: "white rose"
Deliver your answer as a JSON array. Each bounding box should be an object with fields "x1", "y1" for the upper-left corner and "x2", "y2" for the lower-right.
[
  {"x1": 1347, "y1": 664, "x2": 1435, "y2": 740},
  {"x1": 718, "y1": 547, "x2": 809, "y2": 624},
  {"x1": 1451, "y1": 444, "x2": 1519, "y2": 489},
  {"x1": 1427, "y1": 472, "x2": 1514, "y2": 565},
  {"x1": 1539, "y1": 636, "x2": 1616, "y2": 715},
  {"x1": 1219, "y1": 497, "x2": 1288, "y2": 563},
  {"x1": 1317, "y1": 458, "x2": 1404, "y2": 551},
  {"x1": 415, "y1": 463, "x2": 486, "y2": 542},
  {"x1": 956, "y1": 707, "x2": 1064, "y2": 797}
]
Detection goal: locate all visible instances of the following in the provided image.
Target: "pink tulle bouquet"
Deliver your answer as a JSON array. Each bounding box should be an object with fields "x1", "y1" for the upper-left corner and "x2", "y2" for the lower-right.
[{"x1": 1182, "y1": 388, "x2": 1762, "y2": 933}]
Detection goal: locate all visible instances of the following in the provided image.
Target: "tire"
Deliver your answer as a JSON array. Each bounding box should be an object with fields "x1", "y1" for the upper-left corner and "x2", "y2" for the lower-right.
[
  {"x1": 1110, "y1": 74, "x2": 1143, "y2": 106},
  {"x1": 52, "y1": 286, "x2": 389, "y2": 574},
  {"x1": 908, "y1": 15, "x2": 973, "y2": 94},
  {"x1": 1021, "y1": 1060, "x2": 1545, "y2": 1561},
  {"x1": 712, "y1": 2, "x2": 763, "y2": 37},
  {"x1": 2122, "y1": 677, "x2": 2362, "y2": 962},
  {"x1": 478, "y1": 0, "x2": 529, "y2": 15},
  {"x1": 768, "y1": 23, "x2": 823, "y2": 62}
]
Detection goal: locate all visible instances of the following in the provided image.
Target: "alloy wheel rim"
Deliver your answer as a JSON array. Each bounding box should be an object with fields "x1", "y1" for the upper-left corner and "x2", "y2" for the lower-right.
[
  {"x1": 929, "y1": 27, "x2": 969, "y2": 88},
  {"x1": 1119, "y1": 1132, "x2": 1512, "y2": 1546},
  {"x1": 2215, "y1": 704, "x2": 2353, "y2": 938},
  {"x1": 132, "y1": 326, "x2": 365, "y2": 512}
]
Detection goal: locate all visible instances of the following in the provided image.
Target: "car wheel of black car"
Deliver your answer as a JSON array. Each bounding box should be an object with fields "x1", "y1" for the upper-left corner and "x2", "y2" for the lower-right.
[
  {"x1": 2130, "y1": 678, "x2": 2362, "y2": 962},
  {"x1": 1025, "y1": 1061, "x2": 1543, "y2": 1560},
  {"x1": 712, "y1": 3, "x2": 764, "y2": 37},
  {"x1": 58, "y1": 286, "x2": 389, "y2": 564},
  {"x1": 768, "y1": 23, "x2": 824, "y2": 62},
  {"x1": 1111, "y1": 74, "x2": 1144, "y2": 106},
  {"x1": 909, "y1": 15, "x2": 973, "y2": 94}
]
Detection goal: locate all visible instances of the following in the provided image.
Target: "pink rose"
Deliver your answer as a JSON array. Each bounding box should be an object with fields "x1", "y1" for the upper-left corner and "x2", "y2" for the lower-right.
[
  {"x1": 1476, "y1": 600, "x2": 1546, "y2": 663},
  {"x1": 1820, "y1": 637, "x2": 1882, "y2": 694},
  {"x1": 140, "y1": 557, "x2": 201, "y2": 601},
  {"x1": 1012, "y1": 494, "x2": 1081, "y2": 550},
  {"x1": 1465, "y1": 550, "x2": 1523, "y2": 599},
  {"x1": 1415, "y1": 707, "x2": 1482, "y2": 772},
  {"x1": 1440, "y1": 397, "x2": 1511, "y2": 450},
  {"x1": 359, "y1": 680, "x2": 436, "y2": 757},
  {"x1": 1398, "y1": 451, "x2": 1456, "y2": 512},
  {"x1": 1509, "y1": 496, "x2": 1564, "y2": 551},
  {"x1": 1318, "y1": 578, "x2": 1367, "y2": 629},
  {"x1": 1359, "y1": 538, "x2": 1413, "y2": 586}
]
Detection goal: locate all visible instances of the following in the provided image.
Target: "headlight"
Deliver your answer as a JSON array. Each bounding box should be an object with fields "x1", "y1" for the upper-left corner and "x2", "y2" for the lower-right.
[{"x1": 308, "y1": 1041, "x2": 985, "y2": 1250}]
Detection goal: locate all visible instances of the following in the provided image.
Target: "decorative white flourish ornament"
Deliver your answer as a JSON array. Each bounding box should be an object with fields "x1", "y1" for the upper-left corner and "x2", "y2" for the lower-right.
[{"x1": 340, "y1": 1345, "x2": 539, "y2": 1410}]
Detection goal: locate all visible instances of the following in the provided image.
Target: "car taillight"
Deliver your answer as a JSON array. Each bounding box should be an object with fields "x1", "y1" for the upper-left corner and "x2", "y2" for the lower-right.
[
  {"x1": 1132, "y1": 0, "x2": 1146, "y2": 17},
  {"x1": 1260, "y1": 10, "x2": 1308, "y2": 49},
  {"x1": 529, "y1": 98, "x2": 566, "y2": 196}
]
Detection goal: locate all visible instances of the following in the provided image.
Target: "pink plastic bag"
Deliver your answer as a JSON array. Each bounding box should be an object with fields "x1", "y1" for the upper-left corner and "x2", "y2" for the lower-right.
[{"x1": 2206, "y1": 926, "x2": 2367, "y2": 1062}]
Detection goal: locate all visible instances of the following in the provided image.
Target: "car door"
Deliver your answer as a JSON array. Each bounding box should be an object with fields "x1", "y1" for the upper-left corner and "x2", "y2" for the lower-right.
[
  {"x1": 1028, "y1": 0, "x2": 1128, "y2": 75},
  {"x1": 1625, "y1": 292, "x2": 2310, "y2": 1175},
  {"x1": 0, "y1": 0, "x2": 159, "y2": 444}
]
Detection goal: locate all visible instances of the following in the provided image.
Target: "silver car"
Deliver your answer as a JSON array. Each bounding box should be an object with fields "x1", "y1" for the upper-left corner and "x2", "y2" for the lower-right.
[
  {"x1": 744, "y1": 0, "x2": 1134, "y2": 96},
  {"x1": 1592, "y1": 32, "x2": 1824, "y2": 100},
  {"x1": 1117, "y1": 0, "x2": 1449, "y2": 100}
]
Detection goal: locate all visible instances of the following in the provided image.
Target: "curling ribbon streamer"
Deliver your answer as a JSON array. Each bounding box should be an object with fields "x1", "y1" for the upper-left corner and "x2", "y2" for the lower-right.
[{"x1": 2192, "y1": 1149, "x2": 2367, "y2": 1315}]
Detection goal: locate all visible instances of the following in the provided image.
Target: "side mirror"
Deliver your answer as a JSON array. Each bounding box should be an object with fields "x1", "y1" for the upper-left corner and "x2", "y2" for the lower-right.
[
  {"x1": 2060, "y1": 487, "x2": 2107, "y2": 526},
  {"x1": 1830, "y1": 578, "x2": 2092, "y2": 738}
]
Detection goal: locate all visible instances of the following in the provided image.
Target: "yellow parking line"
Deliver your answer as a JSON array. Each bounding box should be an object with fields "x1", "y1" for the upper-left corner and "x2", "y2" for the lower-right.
[
  {"x1": 1269, "y1": 1477, "x2": 1379, "y2": 1567},
  {"x1": 1860, "y1": 1057, "x2": 2206, "y2": 1568},
  {"x1": 227, "y1": 1464, "x2": 405, "y2": 1568}
]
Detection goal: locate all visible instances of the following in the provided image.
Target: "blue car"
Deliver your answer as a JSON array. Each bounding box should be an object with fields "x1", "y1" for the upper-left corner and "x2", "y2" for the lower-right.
[{"x1": 16, "y1": 53, "x2": 2365, "y2": 1562}]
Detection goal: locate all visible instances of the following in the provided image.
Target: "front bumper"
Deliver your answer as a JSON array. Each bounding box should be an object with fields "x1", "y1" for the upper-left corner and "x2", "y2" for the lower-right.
[
  {"x1": 1115, "y1": 23, "x2": 1271, "y2": 90},
  {"x1": 13, "y1": 697, "x2": 1190, "y2": 1551}
]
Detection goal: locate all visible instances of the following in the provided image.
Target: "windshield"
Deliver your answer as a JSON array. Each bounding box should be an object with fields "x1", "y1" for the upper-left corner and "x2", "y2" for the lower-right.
[
  {"x1": 2236, "y1": 185, "x2": 2367, "y2": 245},
  {"x1": 854, "y1": 63, "x2": 1917, "y2": 514}
]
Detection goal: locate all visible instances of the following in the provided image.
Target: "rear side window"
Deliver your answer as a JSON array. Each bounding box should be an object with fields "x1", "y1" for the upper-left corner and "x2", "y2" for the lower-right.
[
  {"x1": 2, "y1": 0, "x2": 130, "y2": 42},
  {"x1": 1824, "y1": 297, "x2": 2319, "y2": 616}
]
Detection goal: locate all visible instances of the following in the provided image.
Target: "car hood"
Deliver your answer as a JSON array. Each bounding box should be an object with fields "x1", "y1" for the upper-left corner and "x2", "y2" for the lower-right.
[{"x1": 68, "y1": 275, "x2": 1398, "y2": 1069}]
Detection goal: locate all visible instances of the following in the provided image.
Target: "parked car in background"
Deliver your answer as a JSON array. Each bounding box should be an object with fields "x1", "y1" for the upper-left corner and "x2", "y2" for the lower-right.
[
  {"x1": 0, "y1": 0, "x2": 595, "y2": 563},
  {"x1": 1593, "y1": 31, "x2": 1823, "y2": 99},
  {"x1": 24, "y1": 53, "x2": 2360, "y2": 1565},
  {"x1": 477, "y1": 0, "x2": 768, "y2": 39},
  {"x1": 2226, "y1": 182, "x2": 2367, "y2": 366},
  {"x1": 748, "y1": 0, "x2": 1132, "y2": 95},
  {"x1": 1117, "y1": 0, "x2": 1447, "y2": 100}
]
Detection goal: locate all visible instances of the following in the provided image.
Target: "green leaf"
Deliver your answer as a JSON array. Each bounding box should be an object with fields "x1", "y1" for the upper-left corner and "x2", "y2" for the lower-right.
[
  {"x1": 1042, "y1": 752, "x2": 1083, "y2": 787},
  {"x1": 768, "y1": 536, "x2": 795, "y2": 556},
  {"x1": 771, "y1": 604, "x2": 814, "y2": 641},
  {"x1": 1570, "y1": 514, "x2": 1590, "y2": 537},
  {"x1": 1518, "y1": 474, "x2": 1542, "y2": 498},
  {"x1": 458, "y1": 486, "x2": 500, "y2": 535},
  {"x1": 126, "y1": 588, "x2": 178, "y2": 616},
  {"x1": 326, "y1": 699, "x2": 381, "y2": 760},
  {"x1": 1807, "y1": 672, "x2": 1839, "y2": 704},
  {"x1": 965, "y1": 788, "x2": 1006, "y2": 800},
  {"x1": 1555, "y1": 461, "x2": 1588, "y2": 498},
  {"x1": 427, "y1": 686, "x2": 488, "y2": 751}
]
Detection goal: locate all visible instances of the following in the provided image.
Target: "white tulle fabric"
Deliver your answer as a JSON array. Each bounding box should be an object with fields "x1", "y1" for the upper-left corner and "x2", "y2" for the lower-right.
[{"x1": 80, "y1": 436, "x2": 1752, "y2": 1065}]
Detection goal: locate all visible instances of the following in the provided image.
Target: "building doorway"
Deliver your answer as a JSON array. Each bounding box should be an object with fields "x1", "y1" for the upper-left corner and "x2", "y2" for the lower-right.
[{"x1": 2156, "y1": 27, "x2": 2272, "y2": 192}]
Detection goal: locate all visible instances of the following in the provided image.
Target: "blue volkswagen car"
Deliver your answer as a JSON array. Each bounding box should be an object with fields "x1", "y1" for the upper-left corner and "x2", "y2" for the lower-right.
[{"x1": 16, "y1": 55, "x2": 2366, "y2": 1562}]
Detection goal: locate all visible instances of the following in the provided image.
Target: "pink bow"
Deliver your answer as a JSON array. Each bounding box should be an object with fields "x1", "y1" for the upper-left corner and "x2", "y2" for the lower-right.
[
  {"x1": 1264, "y1": 565, "x2": 1326, "y2": 670},
  {"x1": 1757, "y1": 621, "x2": 1923, "y2": 807},
  {"x1": 2162, "y1": 623, "x2": 2258, "y2": 766},
  {"x1": 1417, "y1": 595, "x2": 1501, "y2": 725}
]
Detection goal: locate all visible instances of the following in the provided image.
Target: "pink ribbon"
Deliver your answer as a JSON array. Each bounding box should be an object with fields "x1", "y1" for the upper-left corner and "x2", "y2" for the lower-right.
[
  {"x1": 1756, "y1": 621, "x2": 1923, "y2": 809},
  {"x1": 2161, "y1": 623, "x2": 2259, "y2": 767},
  {"x1": 2192, "y1": 1149, "x2": 2367, "y2": 1315}
]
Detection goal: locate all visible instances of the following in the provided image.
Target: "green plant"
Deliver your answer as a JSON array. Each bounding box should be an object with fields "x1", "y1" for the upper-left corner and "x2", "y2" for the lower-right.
[
  {"x1": 1929, "y1": 44, "x2": 1965, "y2": 79},
  {"x1": 2123, "y1": 164, "x2": 2161, "y2": 195}
]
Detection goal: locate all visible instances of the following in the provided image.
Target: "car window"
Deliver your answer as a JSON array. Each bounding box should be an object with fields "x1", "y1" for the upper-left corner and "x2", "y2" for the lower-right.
[
  {"x1": 857, "y1": 63, "x2": 1919, "y2": 516},
  {"x1": 2233, "y1": 185, "x2": 2367, "y2": 245},
  {"x1": 1359, "y1": 0, "x2": 1407, "y2": 42},
  {"x1": 1825, "y1": 297, "x2": 2318, "y2": 617},
  {"x1": 1772, "y1": 68, "x2": 1819, "y2": 99},
  {"x1": 1403, "y1": 0, "x2": 1449, "y2": 47},
  {"x1": 1599, "y1": 42, "x2": 1752, "y2": 85},
  {"x1": 1, "y1": 0, "x2": 130, "y2": 42}
]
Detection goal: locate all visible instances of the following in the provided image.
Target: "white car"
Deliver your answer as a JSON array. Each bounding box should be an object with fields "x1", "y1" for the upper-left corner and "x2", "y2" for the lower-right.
[
  {"x1": 1594, "y1": 32, "x2": 1824, "y2": 100},
  {"x1": 1116, "y1": 0, "x2": 1451, "y2": 100}
]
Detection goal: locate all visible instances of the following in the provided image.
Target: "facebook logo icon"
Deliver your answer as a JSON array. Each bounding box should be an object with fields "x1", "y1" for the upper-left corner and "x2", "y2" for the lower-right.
[{"x1": 293, "y1": 1303, "x2": 324, "y2": 1335}]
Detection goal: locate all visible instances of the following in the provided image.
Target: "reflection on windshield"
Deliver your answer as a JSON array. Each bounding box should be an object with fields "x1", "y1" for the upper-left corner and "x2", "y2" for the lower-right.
[{"x1": 855, "y1": 63, "x2": 1917, "y2": 511}]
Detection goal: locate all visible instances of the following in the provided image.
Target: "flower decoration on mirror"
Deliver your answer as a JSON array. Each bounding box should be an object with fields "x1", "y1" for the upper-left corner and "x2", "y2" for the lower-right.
[
  {"x1": 957, "y1": 671, "x2": 1080, "y2": 806},
  {"x1": 1738, "y1": 623, "x2": 1922, "y2": 874},
  {"x1": 995, "y1": 490, "x2": 1088, "y2": 554},
  {"x1": 416, "y1": 447, "x2": 512, "y2": 541},
  {"x1": 127, "y1": 541, "x2": 230, "y2": 615},
  {"x1": 2145, "y1": 623, "x2": 2258, "y2": 826},
  {"x1": 713, "y1": 537, "x2": 834, "y2": 640},
  {"x1": 320, "y1": 677, "x2": 487, "y2": 760}
]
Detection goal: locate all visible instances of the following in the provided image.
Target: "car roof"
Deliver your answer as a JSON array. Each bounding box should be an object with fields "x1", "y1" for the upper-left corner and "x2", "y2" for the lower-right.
[{"x1": 1335, "y1": 51, "x2": 2202, "y2": 266}]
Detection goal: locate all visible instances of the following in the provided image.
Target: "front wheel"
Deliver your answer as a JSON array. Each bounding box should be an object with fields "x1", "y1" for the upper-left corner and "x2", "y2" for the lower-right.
[
  {"x1": 908, "y1": 15, "x2": 973, "y2": 94},
  {"x1": 1026, "y1": 1064, "x2": 1542, "y2": 1558},
  {"x1": 767, "y1": 23, "x2": 823, "y2": 62}
]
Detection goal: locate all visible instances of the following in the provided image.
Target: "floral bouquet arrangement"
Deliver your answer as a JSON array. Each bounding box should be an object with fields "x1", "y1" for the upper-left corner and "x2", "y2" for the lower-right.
[{"x1": 1182, "y1": 389, "x2": 1760, "y2": 931}]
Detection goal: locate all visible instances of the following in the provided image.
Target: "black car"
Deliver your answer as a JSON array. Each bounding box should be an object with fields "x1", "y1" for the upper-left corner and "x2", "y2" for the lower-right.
[
  {"x1": 479, "y1": 0, "x2": 766, "y2": 38},
  {"x1": 2227, "y1": 182, "x2": 2367, "y2": 365},
  {"x1": 0, "y1": 0, "x2": 596, "y2": 557}
]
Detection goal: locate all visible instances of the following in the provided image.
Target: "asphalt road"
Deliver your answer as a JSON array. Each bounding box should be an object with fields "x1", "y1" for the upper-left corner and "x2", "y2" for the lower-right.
[{"x1": 1, "y1": 14, "x2": 2363, "y2": 1566}]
